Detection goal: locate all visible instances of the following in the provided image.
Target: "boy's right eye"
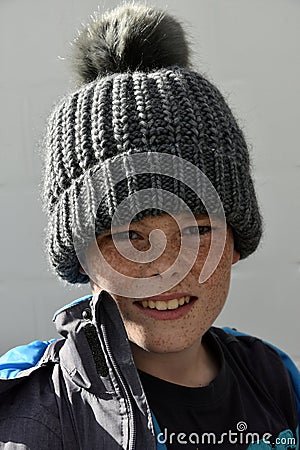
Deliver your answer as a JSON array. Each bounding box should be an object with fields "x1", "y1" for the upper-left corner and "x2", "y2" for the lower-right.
[{"x1": 110, "y1": 230, "x2": 141, "y2": 241}]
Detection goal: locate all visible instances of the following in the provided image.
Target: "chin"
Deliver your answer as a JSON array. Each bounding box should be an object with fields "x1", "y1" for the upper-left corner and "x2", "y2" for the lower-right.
[{"x1": 131, "y1": 333, "x2": 199, "y2": 354}]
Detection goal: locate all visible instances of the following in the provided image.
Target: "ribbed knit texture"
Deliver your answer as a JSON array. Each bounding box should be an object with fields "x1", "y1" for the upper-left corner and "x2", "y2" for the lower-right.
[{"x1": 43, "y1": 66, "x2": 263, "y2": 284}]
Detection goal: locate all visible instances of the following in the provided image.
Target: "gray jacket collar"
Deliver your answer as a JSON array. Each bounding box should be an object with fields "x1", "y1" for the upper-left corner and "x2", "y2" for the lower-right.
[
  {"x1": 53, "y1": 290, "x2": 155, "y2": 447},
  {"x1": 53, "y1": 291, "x2": 144, "y2": 396}
]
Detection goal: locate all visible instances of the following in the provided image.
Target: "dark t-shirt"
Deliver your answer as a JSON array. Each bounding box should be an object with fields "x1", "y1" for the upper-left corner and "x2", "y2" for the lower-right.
[{"x1": 138, "y1": 327, "x2": 298, "y2": 450}]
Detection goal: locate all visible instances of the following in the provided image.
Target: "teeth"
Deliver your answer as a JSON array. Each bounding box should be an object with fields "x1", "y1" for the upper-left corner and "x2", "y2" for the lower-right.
[
  {"x1": 139, "y1": 296, "x2": 191, "y2": 310},
  {"x1": 167, "y1": 299, "x2": 179, "y2": 310},
  {"x1": 156, "y1": 301, "x2": 167, "y2": 311}
]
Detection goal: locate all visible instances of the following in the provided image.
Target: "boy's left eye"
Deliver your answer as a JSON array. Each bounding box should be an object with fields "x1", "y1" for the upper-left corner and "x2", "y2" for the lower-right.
[
  {"x1": 182, "y1": 226, "x2": 212, "y2": 236},
  {"x1": 111, "y1": 230, "x2": 142, "y2": 241}
]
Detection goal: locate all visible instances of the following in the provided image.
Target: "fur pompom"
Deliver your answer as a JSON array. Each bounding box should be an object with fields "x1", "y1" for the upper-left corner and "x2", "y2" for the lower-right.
[{"x1": 72, "y1": 2, "x2": 191, "y2": 85}]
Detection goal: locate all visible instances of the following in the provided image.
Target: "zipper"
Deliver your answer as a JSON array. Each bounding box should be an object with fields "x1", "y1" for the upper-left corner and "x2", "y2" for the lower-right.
[{"x1": 100, "y1": 323, "x2": 137, "y2": 450}]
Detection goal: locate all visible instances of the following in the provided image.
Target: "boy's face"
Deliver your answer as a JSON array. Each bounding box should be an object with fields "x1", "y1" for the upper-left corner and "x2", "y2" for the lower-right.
[{"x1": 86, "y1": 213, "x2": 239, "y2": 353}]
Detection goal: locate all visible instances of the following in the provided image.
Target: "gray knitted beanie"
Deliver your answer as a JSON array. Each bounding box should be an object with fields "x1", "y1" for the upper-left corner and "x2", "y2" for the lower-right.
[{"x1": 42, "y1": 3, "x2": 263, "y2": 284}]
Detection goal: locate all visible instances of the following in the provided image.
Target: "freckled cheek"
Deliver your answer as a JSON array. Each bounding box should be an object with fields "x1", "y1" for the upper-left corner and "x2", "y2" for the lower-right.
[
  {"x1": 100, "y1": 249, "x2": 143, "y2": 277},
  {"x1": 110, "y1": 295, "x2": 142, "y2": 322},
  {"x1": 188, "y1": 248, "x2": 232, "y2": 311}
]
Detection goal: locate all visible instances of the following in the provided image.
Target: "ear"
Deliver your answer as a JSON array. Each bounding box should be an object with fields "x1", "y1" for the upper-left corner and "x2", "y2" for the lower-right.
[{"x1": 232, "y1": 249, "x2": 240, "y2": 265}]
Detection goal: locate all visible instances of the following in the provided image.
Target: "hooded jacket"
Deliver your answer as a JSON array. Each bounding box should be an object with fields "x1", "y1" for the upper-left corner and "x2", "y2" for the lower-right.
[
  {"x1": 0, "y1": 290, "x2": 299, "y2": 449},
  {"x1": 0, "y1": 291, "x2": 157, "y2": 449}
]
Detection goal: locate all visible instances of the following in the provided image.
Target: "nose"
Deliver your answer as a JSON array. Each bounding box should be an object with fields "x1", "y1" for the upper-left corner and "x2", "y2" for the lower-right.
[{"x1": 139, "y1": 239, "x2": 179, "y2": 279}]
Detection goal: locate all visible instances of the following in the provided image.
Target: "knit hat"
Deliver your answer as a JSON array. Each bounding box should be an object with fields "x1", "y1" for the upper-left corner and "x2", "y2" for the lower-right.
[{"x1": 42, "y1": 3, "x2": 263, "y2": 285}]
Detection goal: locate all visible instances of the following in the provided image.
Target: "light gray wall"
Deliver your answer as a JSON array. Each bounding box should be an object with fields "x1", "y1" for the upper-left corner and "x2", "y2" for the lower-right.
[{"x1": 1, "y1": 0, "x2": 299, "y2": 358}]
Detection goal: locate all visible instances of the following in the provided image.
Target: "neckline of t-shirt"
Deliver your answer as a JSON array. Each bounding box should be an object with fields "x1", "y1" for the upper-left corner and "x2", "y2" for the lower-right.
[{"x1": 137, "y1": 328, "x2": 230, "y2": 407}]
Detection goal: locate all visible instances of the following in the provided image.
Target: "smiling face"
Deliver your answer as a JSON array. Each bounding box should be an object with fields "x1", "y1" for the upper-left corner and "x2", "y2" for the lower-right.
[{"x1": 85, "y1": 212, "x2": 240, "y2": 354}]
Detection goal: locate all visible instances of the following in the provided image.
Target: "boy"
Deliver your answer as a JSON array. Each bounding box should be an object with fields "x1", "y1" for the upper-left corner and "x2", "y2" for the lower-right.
[{"x1": 0, "y1": 3, "x2": 299, "y2": 449}]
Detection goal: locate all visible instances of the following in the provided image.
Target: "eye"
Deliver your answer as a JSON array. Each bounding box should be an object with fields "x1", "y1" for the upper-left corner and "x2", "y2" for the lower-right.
[
  {"x1": 182, "y1": 225, "x2": 212, "y2": 236},
  {"x1": 110, "y1": 230, "x2": 142, "y2": 241}
]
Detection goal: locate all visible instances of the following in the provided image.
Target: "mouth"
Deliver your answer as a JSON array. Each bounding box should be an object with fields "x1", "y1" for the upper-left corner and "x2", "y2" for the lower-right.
[{"x1": 134, "y1": 295, "x2": 198, "y2": 311}]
